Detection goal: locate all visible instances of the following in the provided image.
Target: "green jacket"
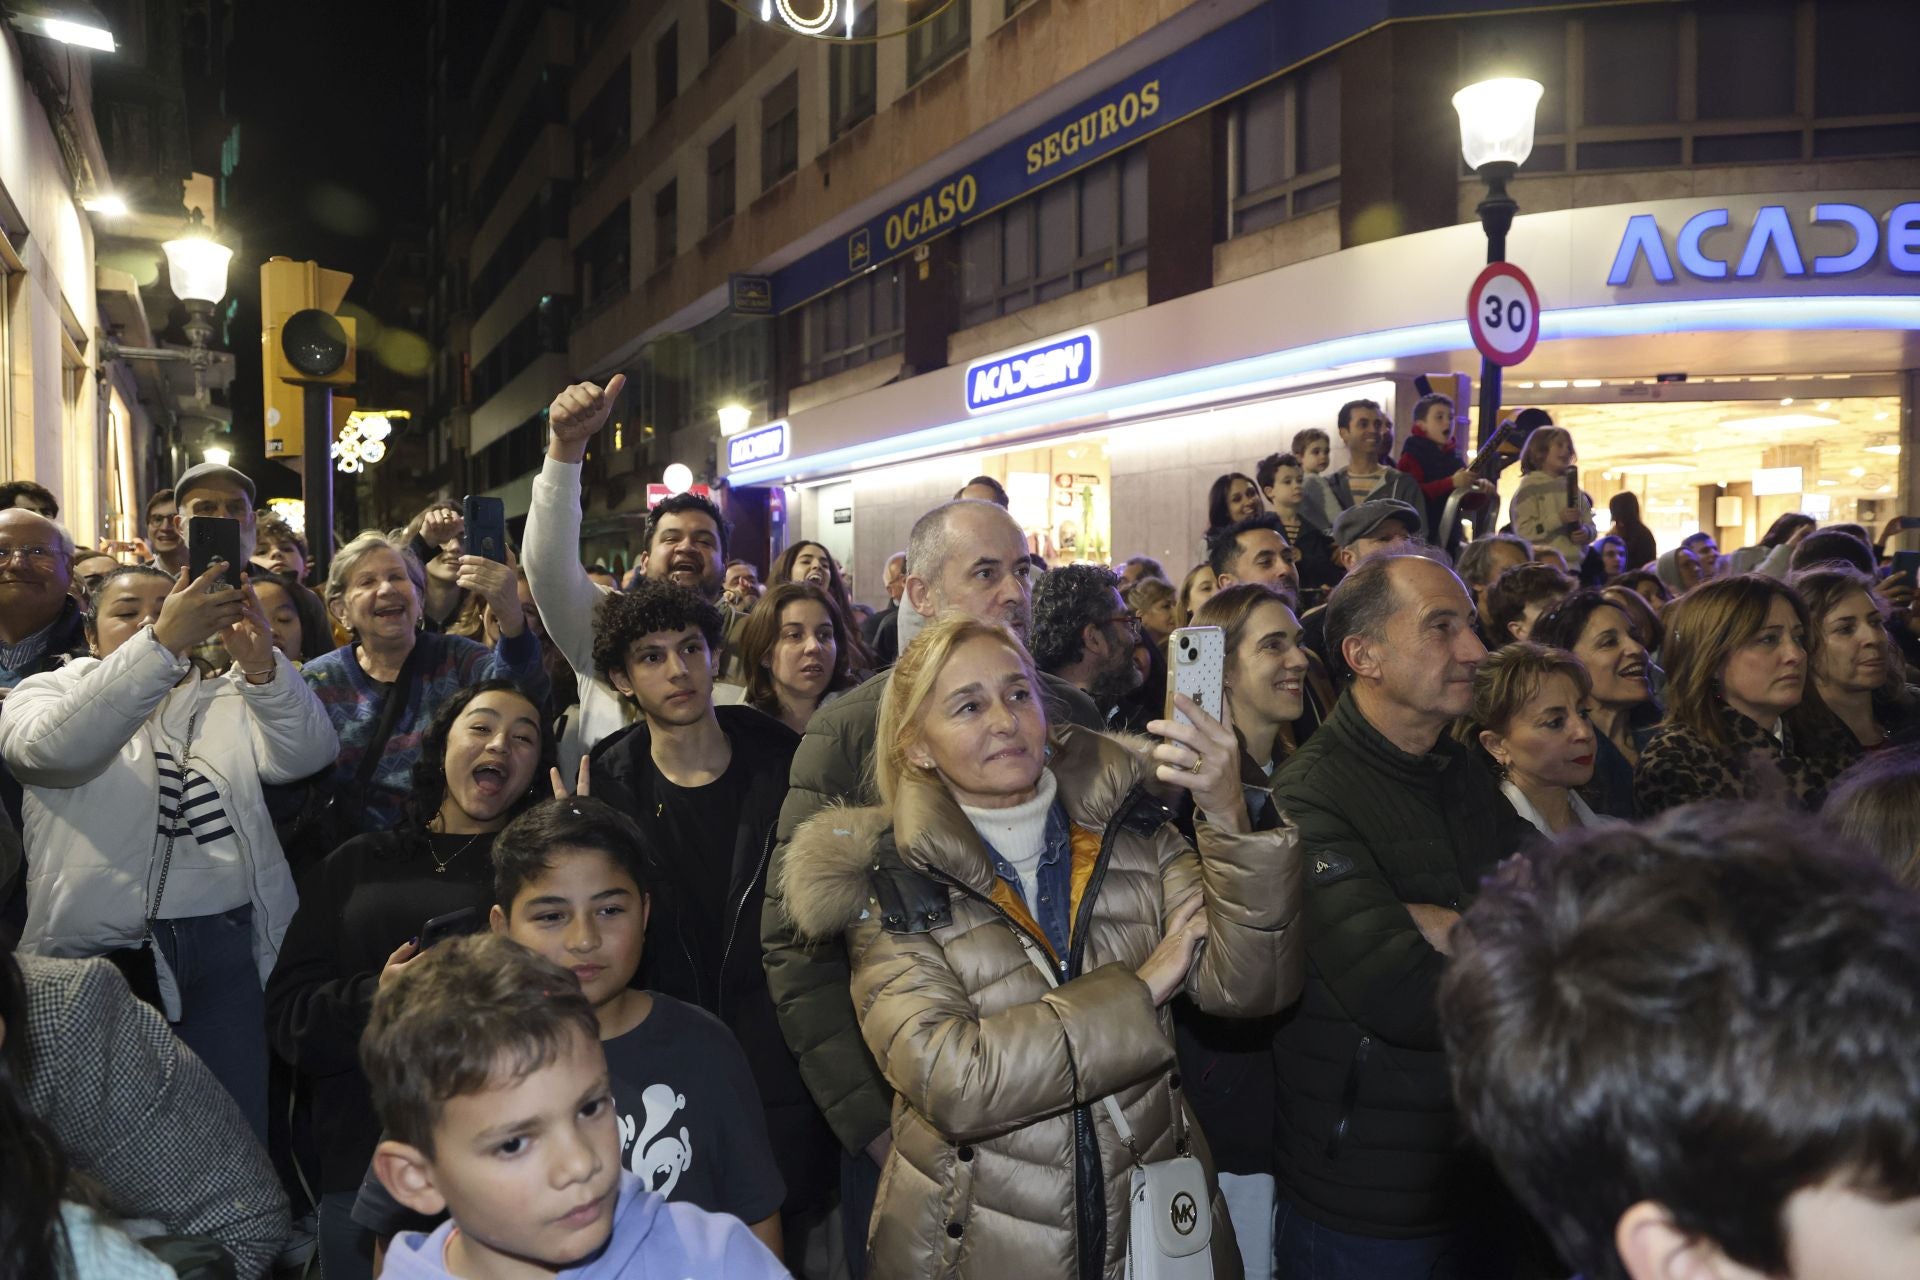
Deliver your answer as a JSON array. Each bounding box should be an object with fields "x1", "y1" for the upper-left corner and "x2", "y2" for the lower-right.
[
  {"x1": 1269, "y1": 692, "x2": 1529, "y2": 1237},
  {"x1": 760, "y1": 665, "x2": 1104, "y2": 1152}
]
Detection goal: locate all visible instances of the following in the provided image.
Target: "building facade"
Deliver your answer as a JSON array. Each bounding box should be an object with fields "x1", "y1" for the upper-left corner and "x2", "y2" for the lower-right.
[{"x1": 430, "y1": 0, "x2": 1920, "y2": 595}]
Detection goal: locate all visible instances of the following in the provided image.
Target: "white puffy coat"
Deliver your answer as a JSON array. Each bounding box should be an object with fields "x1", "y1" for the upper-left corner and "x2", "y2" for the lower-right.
[{"x1": 0, "y1": 628, "x2": 339, "y2": 981}]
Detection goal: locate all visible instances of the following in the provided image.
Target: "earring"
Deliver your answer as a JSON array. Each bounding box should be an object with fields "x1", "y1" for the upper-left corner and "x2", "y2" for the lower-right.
[{"x1": 1043, "y1": 743, "x2": 1054, "y2": 761}]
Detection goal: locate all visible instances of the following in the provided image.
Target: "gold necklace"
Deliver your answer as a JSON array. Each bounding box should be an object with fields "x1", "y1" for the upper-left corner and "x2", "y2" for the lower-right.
[{"x1": 429, "y1": 828, "x2": 485, "y2": 873}]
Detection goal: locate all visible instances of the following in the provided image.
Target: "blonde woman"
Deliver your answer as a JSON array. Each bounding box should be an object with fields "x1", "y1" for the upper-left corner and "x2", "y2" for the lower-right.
[
  {"x1": 1506, "y1": 425, "x2": 1595, "y2": 565},
  {"x1": 1456, "y1": 642, "x2": 1609, "y2": 836},
  {"x1": 781, "y1": 615, "x2": 1302, "y2": 1280}
]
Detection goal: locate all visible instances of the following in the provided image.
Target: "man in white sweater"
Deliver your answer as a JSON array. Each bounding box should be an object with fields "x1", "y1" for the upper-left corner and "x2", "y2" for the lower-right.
[{"x1": 523, "y1": 377, "x2": 746, "y2": 774}]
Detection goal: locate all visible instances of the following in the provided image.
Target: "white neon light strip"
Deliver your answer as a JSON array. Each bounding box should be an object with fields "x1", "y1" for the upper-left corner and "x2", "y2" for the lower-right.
[{"x1": 725, "y1": 295, "x2": 1920, "y2": 486}]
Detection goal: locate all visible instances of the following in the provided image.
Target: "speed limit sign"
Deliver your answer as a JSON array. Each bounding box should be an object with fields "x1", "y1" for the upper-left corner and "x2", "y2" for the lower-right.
[{"x1": 1466, "y1": 261, "x2": 1541, "y2": 366}]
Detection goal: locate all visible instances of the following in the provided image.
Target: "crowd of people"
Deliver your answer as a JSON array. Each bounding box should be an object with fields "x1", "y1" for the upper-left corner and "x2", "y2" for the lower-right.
[{"x1": 0, "y1": 384, "x2": 1916, "y2": 1280}]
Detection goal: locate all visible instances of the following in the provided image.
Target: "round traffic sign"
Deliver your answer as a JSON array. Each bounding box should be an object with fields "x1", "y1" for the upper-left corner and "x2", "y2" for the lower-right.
[{"x1": 1466, "y1": 261, "x2": 1541, "y2": 367}]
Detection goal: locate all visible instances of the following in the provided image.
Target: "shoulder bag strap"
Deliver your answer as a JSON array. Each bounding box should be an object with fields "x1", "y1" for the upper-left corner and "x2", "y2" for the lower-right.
[{"x1": 353, "y1": 635, "x2": 428, "y2": 794}]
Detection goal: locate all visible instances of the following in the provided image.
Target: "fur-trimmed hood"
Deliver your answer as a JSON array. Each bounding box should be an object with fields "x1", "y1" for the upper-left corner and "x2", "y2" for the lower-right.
[{"x1": 780, "y1": 725, "x2": 1156, "y2": 944}]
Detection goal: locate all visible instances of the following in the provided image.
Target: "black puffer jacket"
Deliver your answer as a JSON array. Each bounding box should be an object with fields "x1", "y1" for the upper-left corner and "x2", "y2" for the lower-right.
[
  {"x1": 1269, "y1": 693, "x2": 1530, "y2": 1237},
  {"x1": 589, "y1": 703, "x2": 836, "y2": 1211}
]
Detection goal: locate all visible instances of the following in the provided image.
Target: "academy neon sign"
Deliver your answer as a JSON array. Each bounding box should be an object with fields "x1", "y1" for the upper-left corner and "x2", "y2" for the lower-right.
[
  {"x1": 965, "y1": 333, "x2": 1098, "y2": 414},
  {"x1": 1608, "y1": 201, "x2": 1920, "y2": 285},
  {"x1": 726, "y1": 422, "x2": 789, "y2": 469}
]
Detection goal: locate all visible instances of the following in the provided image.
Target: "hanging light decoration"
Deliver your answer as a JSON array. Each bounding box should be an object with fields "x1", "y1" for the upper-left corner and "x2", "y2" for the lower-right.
[
  {"x1": 721, "y1": 0, "x2": 958, "y2": 43},
  {"x1": 333, "y1": 409, "x2": 410, "y2": 474}
]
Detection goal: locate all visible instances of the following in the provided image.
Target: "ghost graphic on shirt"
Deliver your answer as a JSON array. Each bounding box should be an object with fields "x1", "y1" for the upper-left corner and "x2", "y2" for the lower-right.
[{"x1": 619, "y1": 1082, "x2": 692, "y2": 1196}]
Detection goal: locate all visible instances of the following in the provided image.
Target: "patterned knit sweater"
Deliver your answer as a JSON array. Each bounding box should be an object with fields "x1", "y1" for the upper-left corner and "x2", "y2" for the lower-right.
[{"x1": 300, "y1": 628, "x2": 548, "y2": 832}]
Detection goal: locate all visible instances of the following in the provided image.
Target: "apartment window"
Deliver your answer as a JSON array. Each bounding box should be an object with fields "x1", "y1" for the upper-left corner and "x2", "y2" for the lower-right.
[
  {"x1": 1697, "y1": 1, "x2": 1794, "y2": 121},
  {"x1": 1814, "y1": 0, "x2": 1920, "y2": 118},
  {"x1": 958, "y1": 147, "x2": 1146, "y2": 328},
  {"x1": 707, "y1": 0, "x2": 735, "y2": 58},
  {"x1": 576, "y1": 201, "x2": 631, "y2": 316},
  {"x1": 653, "y1": 181, "x2": 677, "y2": 267},
  {"x1": 1583, "y1": 8, "x2": 1678, "y2": 128},
  {"x1": 471, "y1": 298, "x2": 573, "y2": 405},
  {"x1": 707, "y1": 128, "x2": 735, "y2": 229},
  {"x1": 576, "y1": 60, "x2": 631, "y2": 186},
  {"x1": 830, "y1": 2, "x2": 877, "y2": 138},
  {"x1": 907, "y1": 0, "x2": 969, "y2": 86},
  {"x1": 761, "y1": 75, "x2": 799, "y2": 190},
  {"x1": 654, "y1": 25, "x2": 678, "y2": 113},
  {"x1": 796, "y1": 265, "x2": 905, "y2": 384},
  {"x1": 1227, "y1": 60, "x2": 1341, "y2": 237},
  {"x1": 471, "y1": 181, "x2": 573, "y2": 315}
]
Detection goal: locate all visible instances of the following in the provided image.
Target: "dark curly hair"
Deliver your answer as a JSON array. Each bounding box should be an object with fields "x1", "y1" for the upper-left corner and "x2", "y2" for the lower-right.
[
  {"x1": 1029, "y1": 563, "x2": 1123, "y2": 671},
  {"x1": 643, "y1": 491, "x2": 730, "y2": 561},
  {"x1": 591, "y1": 578, "x2": 723, "y2": 684},
  {"x1": 397, "y1": 679, "x2": 555, "y2": 853}
]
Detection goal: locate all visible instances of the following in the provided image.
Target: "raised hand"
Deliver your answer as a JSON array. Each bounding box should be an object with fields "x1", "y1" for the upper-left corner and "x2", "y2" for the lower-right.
[
  {"x1": 217, "y1": 578, "x2": 279, "y2": 680},
  {"x1": 547, "y1": 374, "x2": 628, "y2": 464},
  {"x1": 1146, "y1": 694, "x2": 1251, "y2": 833},
  {"x1": 152, "y1": 564, "x2": 249, "y2": 657},
  {"x1": 549, "y1": 756, "x2": 591, "y2": 798},
  {"x1": 420, "y1": 504, "x2": 464, "y2": 552},
  {"x1": 457, "y1": 556, "x2": 524, "y2": 638}
]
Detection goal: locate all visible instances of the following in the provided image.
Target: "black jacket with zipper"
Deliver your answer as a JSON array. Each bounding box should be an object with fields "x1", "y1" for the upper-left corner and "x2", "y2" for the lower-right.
[
  {"x1": 1269, "y1": 692, "x2": 1530, "y2": 1238},
  {"x1": 588, "y1": 703, "x2": 837, "y2": 1211}
]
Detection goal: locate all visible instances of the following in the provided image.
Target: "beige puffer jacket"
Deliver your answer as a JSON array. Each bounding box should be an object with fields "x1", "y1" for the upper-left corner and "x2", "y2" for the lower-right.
[{"x1": 781, "y1": 726, "x2": 1302, "y2": 1280}]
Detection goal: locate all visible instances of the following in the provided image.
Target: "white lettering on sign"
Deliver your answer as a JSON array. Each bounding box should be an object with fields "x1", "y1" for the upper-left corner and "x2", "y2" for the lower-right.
[
  {"x1": 1609, "y1": 201, "x2": 1920, "y2": 285},
  {"x1": 727, "y1": 422, "x2": 789, "y2": 469},
  {"x1": 965, "y1": 334, "x2": 1099, "y2": 414}
]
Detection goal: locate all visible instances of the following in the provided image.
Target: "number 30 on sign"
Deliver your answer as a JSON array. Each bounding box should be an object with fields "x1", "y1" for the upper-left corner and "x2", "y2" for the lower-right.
[{"x1": 1466, "y1": 261, "x2": 1542, "y2": 366}]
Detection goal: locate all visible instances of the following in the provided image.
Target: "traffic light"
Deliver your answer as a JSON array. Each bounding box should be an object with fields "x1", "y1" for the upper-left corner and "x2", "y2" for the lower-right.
[{"x1": 261, "y1": 256, "x2": 356, "y2": 457}]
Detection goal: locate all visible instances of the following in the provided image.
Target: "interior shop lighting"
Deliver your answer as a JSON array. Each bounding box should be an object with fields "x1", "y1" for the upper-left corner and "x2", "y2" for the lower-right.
[
  {"x1": 725, "y1": 294, "x2": 1920, "y2": 487},
  {"x1": 1719, "y1": 411, "x2": 1838, "y2": 432},
  {"x1": 1867, "y1": 442, "x2": 1903, "y2": 456}
]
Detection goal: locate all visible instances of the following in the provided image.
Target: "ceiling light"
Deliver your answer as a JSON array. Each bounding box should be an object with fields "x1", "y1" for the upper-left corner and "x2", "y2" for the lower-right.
[
  {"x1": 1867, "y1": 443, "x2": 1902, "y2": 456},
  {"x1": 82, "y1": 193, "x2": 127, "y2": 216},
  {"x1": 1876, "y1": 412, "x2": 1892, "y2": 421},
  {"x1": 1538, "y1": 379, "x2": 1570, "y2": 389},
  {"x1": 1817, "y1": 401, "x2": 1832, "y2": 410},
  {"x1": 1850, "y1": 467, "x2": 1867, "y2": 478},
  {"x1": 8, "y1": 3, "x2": 115, "y2": 51},
  {"x1": 1572, "y1": 378, "x2": 1602, "y2": 388},
  {"x1": 1780, "y1": 397, "x2": 1794, "y2": 406},
  {"x1": 1817, "y1": 479, "x2": 1838, "y2": 486},
  {"x1": 1719, "y1": 412, "x2": 1839, "y2": 432}
]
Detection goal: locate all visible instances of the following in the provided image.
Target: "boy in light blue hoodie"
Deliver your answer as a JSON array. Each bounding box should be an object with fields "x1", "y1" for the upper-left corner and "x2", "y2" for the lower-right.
[{"x1": 362, "y1": 932, "x2": 789, "y2": 1280}]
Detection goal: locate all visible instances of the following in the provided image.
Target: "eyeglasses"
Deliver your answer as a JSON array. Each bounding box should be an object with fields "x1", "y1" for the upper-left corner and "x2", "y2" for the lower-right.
[
  {"x1": 1105, "y1": 610, "x2": 1142, "y2": 632},
  {"x1": 0, "y1": 545, "x2": 57, "y2": 567},
  {"x1": 147, "y1": 513, "x2": 174, "y2": 527}
]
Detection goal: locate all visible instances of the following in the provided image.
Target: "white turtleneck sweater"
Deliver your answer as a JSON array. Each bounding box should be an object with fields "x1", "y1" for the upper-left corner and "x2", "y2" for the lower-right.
[{"x1": 958, "y1": 768, "x2": 1058, "y2": 908}]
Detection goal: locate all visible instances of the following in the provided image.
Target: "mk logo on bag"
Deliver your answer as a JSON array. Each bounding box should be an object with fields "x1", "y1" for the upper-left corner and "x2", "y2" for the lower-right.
[{"x1": 1169, "y1": 1192, "x2": 1199, "y2": 1236}]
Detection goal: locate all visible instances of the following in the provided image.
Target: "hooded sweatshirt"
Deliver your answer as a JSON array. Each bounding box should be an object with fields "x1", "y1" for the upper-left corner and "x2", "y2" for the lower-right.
[{"x1": 377, "y1": 1171, "x2": 791, "y2": 1280}]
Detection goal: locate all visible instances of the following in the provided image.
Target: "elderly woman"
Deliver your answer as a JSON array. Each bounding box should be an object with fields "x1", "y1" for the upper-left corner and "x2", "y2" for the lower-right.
[
  {"x1": 301, "y1": 531, "x2": 546, "y2": 837},
  {"x1": 1529, "y1": 589, "x2": 1660, "y2": 819},
  {"x1": 0, "y1": 563, "x2": 338, "y2": 1139},
  {"x1": 782, "y1": 615, "x2": 1302, "y2": 1280},
  {"x1": 1634, "y1": 575, "x2": 1849, "y2": 816},
  {"x1": 1456, "y1": 642, "x2": 1609, "y2": 835}
]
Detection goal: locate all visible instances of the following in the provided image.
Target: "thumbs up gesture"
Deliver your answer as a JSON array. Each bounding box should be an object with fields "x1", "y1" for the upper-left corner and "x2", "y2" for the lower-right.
[{"x1": 546, "y1": 374, "x2": 628, "y2": 464}]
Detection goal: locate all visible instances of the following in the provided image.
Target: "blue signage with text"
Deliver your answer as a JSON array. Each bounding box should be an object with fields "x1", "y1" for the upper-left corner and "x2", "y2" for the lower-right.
[
  {"x1": 966, "y1": 334, "x2": 1098, "y2": 413},
  {"x1": 1608, "y1": 202, "x2": 1920, "y2": 285},
  {"x1": 727, "y1": 422, "x2": 789, "y2": 469}
]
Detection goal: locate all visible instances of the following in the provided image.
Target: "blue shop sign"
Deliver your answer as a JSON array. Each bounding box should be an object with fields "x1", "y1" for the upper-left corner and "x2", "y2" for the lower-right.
[
  {"x1": 727, "y1": 422, "x2": 789, "y2": 469},
  {"x1": 966, "y1": 333, "x2": 1098, "y2": 414},
  {"x1": 1608, "y1": 201, "x2": 1920, "y2": 285}
]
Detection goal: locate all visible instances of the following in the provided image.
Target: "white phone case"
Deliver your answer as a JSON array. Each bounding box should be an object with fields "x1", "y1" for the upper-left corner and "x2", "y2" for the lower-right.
[{"x1": 1166, "y1": 626, "x2": 1225, "y2": 728}]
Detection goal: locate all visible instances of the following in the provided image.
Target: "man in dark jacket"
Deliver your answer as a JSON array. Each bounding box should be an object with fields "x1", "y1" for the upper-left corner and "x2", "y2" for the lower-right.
[
  {"x1": 583, "y1": 579, "x2": 837, "y2": 1236},
  {"x1": 1270, "y1": 548, "x2": 1532, "y2": 1278},
  {"x1": 761, "y1": 497, "x2": 1102, "y2": 1275},
  {"x1": 860, "y1": 551, "x2": 905, "y2": 667}
]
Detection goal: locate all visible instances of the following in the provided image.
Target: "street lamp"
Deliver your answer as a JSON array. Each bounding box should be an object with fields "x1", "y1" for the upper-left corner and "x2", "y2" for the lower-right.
[
  {"x1": 1452, "y1": 76, "x2": 1542, "y2": 449},
  {"x1": 717, "y1": 403, "x2": 752, "y2": 437}
]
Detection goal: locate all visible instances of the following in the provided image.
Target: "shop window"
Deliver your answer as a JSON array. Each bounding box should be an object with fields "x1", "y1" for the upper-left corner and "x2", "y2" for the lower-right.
[
  {"x1": 708, "y1": 0, "x2": 735, "y2": 59},
  {"x1": 958, "y1": 147, "x2": 1147, "y2": 328},
  {"x1": 1815, "y1": 1, "x2": 1920, "y2": 118},
  {"x1": 830, "y1": 3, "x2": 877, "y2": 138},
  {"x1": 654, "y1": 25, "x2": 679, "y2": 113},
  {"x1": 796, "y1": 266, "x2": 905, "y2": 384},
  {"x1": 707, "y1": 128, "x2": 736, "y2": 229},
  {"x1": 907, "y1": 0, "x2": 970, "y2": 87},
  {"x1": 1228, "y1": 60, "x2": 1341, "y2": 237},
  {"x1": 1696, "y1": 2, "x2": 1795, "y2": 121},
  {"x1": 1582, "y1": 8, "x2": 1678, "y2": 127},
  {"x1": 762, "y1": 75, "x2": 799, "y2": 190},
  {"x1": 576, "y1": 61, "x2": 630, "y2": 187},
  {"x1": 653, "y1": 181, "x2": 677, "y2": 269},
  {"x1": 576, "y1": 201, "x2": 630, "y2": 317}
]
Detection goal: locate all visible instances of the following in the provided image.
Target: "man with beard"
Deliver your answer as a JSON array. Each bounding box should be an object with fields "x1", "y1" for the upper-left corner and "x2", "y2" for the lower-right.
[
  {"x1": 760, "y1": 498, "x2": 1102, "y2": 1277},
  {"x1": 525, "y1": 377, "x2": 749, "y2": 775},
  {"x1": 1029, "y1": 563, "x2": 1144, "y2": 723},
  {"x1": 580, "y1": 578, "x2": 837, "y2": 1261}
]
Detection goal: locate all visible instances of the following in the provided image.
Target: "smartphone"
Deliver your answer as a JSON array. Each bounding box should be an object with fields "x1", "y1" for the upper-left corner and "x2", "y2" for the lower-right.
[
  {"x1": 1898, "y1": 516, "x2": 1920, "y2": 532},
  {"x1": 187, "y1": 516, "x2": 244, "y2": 590},
  {"x1": 463, "y1": 495, "x2": 509, "y2": 564},
  {"x1": 1165, "y1": 625, "x2": 1225, "y2": 729},
  {"x1": 1892, "y1": 550, "x2": 1920, "y2": 590},
  {"x1": 419, "y1": 906, "x2": 487, "y2": 950}
]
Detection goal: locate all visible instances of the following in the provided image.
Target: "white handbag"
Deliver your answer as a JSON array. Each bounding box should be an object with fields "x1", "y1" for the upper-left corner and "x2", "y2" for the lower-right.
[{"x1": 1018, "y1": 937, "x2": 1214, "y2": 1280}]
